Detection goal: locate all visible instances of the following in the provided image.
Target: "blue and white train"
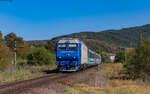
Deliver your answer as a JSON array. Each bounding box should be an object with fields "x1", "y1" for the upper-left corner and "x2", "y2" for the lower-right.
[{"x1": 56, "y1": 38, "x2": 101, "y2": 71}]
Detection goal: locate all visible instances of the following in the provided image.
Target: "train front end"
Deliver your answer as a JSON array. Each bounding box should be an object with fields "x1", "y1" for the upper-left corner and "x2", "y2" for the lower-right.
[{"x1": 56, "y1": 39, "x2": 81, "y2": 71}]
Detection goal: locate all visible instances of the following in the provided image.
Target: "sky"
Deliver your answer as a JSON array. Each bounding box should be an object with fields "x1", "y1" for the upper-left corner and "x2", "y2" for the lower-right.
[{"x1": 0, "y1": 0, "x2": 150, "y2": 40}]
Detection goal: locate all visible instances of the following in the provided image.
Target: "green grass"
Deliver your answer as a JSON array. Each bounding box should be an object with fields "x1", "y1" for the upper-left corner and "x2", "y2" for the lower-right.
[{"x1": 0, "y1": 64, "x2": 56, "y2": 83}]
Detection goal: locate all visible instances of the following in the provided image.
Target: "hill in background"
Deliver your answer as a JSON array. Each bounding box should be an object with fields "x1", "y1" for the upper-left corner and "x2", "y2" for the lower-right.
[{"x1": 29, "y1": 24, "x2": 150, "y2": 53}]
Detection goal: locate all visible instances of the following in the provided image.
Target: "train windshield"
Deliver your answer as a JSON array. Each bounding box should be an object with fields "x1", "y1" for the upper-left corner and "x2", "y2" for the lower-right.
[
  {"x1": 58, "y1": 44, "x2": 66, "y2": 50},
  {"x1": 68, "y1": 44, "x2": 77, "y2": 50}
]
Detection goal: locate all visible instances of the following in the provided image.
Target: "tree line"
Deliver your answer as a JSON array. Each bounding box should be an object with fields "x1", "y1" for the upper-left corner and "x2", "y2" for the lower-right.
[
  {"x1": 0, "y1": 32, "x2": 55, "y2": 71},
  {"x1": 114, "y1": 38, "x2": 150, "y2": 80}
]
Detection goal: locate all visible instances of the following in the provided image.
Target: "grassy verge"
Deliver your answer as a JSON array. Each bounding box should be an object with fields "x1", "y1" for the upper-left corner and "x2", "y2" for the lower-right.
[
  {"x1": 0, "y1": 65, "x2": 56, "y2": 83},
  {"x1": 64, "y1": 63, "x2": 150, "y2": 94},
  {"x1": 64, "y1": 83, "x2": 150, "y2": 94}
]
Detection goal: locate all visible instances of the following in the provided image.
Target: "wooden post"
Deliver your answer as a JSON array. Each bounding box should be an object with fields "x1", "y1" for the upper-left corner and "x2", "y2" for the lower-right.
[{"x1": 14, "y1": 41, "x2": 17, "y2": 72}]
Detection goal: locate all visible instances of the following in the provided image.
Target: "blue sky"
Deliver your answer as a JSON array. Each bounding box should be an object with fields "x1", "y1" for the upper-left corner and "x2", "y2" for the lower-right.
[{"x1": 0, "y1": 0, "x2": 150, "y2": 40}]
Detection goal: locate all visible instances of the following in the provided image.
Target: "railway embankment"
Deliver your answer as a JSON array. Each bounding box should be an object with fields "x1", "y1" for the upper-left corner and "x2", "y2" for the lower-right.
[
  {"x1": 1, "y1": 64, "x2": 150, "y2": 94},
  {"x1": 22, "y1": 64, "x2": 150, "y2": 94},
  {"x1": 64, "y1": 63, "x2": 150, "y2": 94},
  {"x1": 0, "y1": 65, "x2": 98, "y2": 94},
  {"x1": 21, "y1": 66, "x2": 100, "y2": 94}
]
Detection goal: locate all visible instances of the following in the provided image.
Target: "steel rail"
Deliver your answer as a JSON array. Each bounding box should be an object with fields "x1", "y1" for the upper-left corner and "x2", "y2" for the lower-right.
[{"x1": 0, "y1": 65, "x2": 98, "y2": 94}]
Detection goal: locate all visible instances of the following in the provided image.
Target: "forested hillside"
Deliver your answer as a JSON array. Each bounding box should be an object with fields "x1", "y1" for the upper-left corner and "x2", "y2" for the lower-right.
[
  {"x1": 51, "y1": 24, "x2": 150, "y2": 52},
  {"x1": 29, "y1": 24, "x2": 150, "y2": 53}
]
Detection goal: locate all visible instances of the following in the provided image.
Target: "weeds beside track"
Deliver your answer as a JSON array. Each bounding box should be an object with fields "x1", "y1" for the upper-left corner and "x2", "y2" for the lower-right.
[{"x1": 0, "y1": 65, "x2": 98, "y2": 94}]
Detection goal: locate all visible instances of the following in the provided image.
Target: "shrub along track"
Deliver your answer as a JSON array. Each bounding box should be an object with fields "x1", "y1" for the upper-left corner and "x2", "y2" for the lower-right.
[{"x1": 0, "y1": 65, "x2": 98, "y2": 94}]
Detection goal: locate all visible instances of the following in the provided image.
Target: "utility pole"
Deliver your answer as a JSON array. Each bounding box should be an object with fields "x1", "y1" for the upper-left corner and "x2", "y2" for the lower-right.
[
  {"x1": 138, "y1": 31, "x2": 144, "y2": 45},
  {"x1": 13, "y1": 40, "x2": 24, "y2": 72},
  {"x1": 125, "y1": 48, "x2": 126, "y2": 63},
  {"x1": 14, "y1": 40, "x2": 17, "y2": 72},
  {"x1": 139, "y1": 31, "x2": 142, "y2": 42}
]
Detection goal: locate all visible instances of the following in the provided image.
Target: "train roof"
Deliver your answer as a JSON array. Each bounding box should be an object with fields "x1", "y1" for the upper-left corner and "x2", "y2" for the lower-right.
[
  {"x1": 58, "y1": 38, "x2": 81, "y2": 43},
  {"x1": 57, "y1": 38, "x2": 87, "y2": 47},
  {"x1": 57, "y1": 38, "x2": 101, "y2": 56}
]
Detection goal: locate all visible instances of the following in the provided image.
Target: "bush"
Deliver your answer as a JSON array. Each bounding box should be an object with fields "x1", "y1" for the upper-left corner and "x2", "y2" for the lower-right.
[
  {"x1": 96, "y1": 49, "x2": 111, "y2": 63},
  {"x1": 0, "y1": 41, "x2": 10, "y2": 71},
  {"x1": 27, "y1": 47, "x2": 55, "y2": 65},
  {"x1": 102, "y1": 54, "x2": 111, "y2": 63},
  {"x1": 0, "y1": 59, "x2": 10, "y2": 71},
  {"x1": 124, "y1": 38, "x2": 150, "y2": 80},
  {"x1": 115, "y1": 51, "x2": 125, "y2": 63}
]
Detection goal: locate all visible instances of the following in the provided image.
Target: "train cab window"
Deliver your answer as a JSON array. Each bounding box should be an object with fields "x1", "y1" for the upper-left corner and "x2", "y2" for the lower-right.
[
  {"x1": 68, "y1": 44, "x2": 77, "y2": 50},
  {"x1": 58, "y1": 44, "x2": 66, "y2": 50}
]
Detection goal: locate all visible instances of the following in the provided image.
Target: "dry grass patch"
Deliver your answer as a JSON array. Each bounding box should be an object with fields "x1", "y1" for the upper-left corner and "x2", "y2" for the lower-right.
[
  {"x1": 99, "y1": 63, "x2": 123, "y2": 78},
  {"x1": 64, "y1": 63, "x2": 150, "y2": 94},
  {"x1": 109, "y1": 80, "x2": 136, "y2": 87},
  {"x1": 0, "y1": 65, "x2": 56, "y2": 83},
  {"x1": 64, "y1": 84, "x2": 105, "y2": 94},
  {"x1": 64, "y1": 81, "x2": 150, "y2": 94},
  {"x1": 0, "y1": 68, "x2": 44, "y2": 83},
  {"x1": 104, "y1": 84, "x2": 150, "y2": 94},
  {"x1": 57, "y1": 80, "x2": 72, "y2": 86}
]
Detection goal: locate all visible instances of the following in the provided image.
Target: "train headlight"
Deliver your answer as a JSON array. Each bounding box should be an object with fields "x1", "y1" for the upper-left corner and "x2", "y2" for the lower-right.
[{"x1": 73, "y1": 56, "x2": 76, "y2": 59}]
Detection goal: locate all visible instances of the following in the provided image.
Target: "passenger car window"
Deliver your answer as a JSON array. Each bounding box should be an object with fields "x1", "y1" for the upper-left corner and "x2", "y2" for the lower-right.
[
  {"x1": 68, "y1": 44, "x2": 77, "y2": 50},
  {"x1": 58, "y1": 44, "x2": 66, "y2": 50}
]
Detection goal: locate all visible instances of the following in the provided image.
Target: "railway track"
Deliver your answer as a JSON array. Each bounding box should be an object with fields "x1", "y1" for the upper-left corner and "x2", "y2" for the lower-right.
[
  {"x1": 0, "y1": 73, "x2": 69, "y2": 94},
  {"x1": 0, "y1": 65, "x2": 98, "y2": 94}
]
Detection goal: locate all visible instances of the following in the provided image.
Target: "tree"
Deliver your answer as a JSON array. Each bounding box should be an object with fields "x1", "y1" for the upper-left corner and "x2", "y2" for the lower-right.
[
  {"x1": 4, "y1": 32, "x2": 17, "y2": 50},
  {"x1": 115, "y1": 51, "x2": 125, "y2": 63},
  {"x1": 0, "y1": 31, "x2": 2, "y2": 40},
  {"x1": 45, "y1": 40, "x2": 56, "y2": 53},
  {"x1": 17, "y1": 42, "x2": 30, "y2": 59},
  {"x1": 27, "y1": 47, "x2": 55, "y2": 65},
  {"x1": 96, "y1": 48, "x2": 104, "y2": 54},
  {"x1": 96, "y1": 48, "x2": 111, "y2": 63},
  {"x1": 0, "y1": 32, "x2": 10, "y2": 70},
  {"x1": 4, "y1": 32, "x2": 30, "y2": 59},
  {"x1": 0, "y1": 42, "x2": 9, "y2": 59},
  {"x1": 124, "y1": 38, "x2": 150, "y2": 80}
]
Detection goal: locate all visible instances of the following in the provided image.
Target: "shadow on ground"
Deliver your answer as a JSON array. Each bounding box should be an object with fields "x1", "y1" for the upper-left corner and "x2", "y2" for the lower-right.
[
  {"x1": 43, "y1": 69, "x2": 59, "y2": 74},
  {"x1": 43, "y1": 69, "x2": 75, "y2": 74}
]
